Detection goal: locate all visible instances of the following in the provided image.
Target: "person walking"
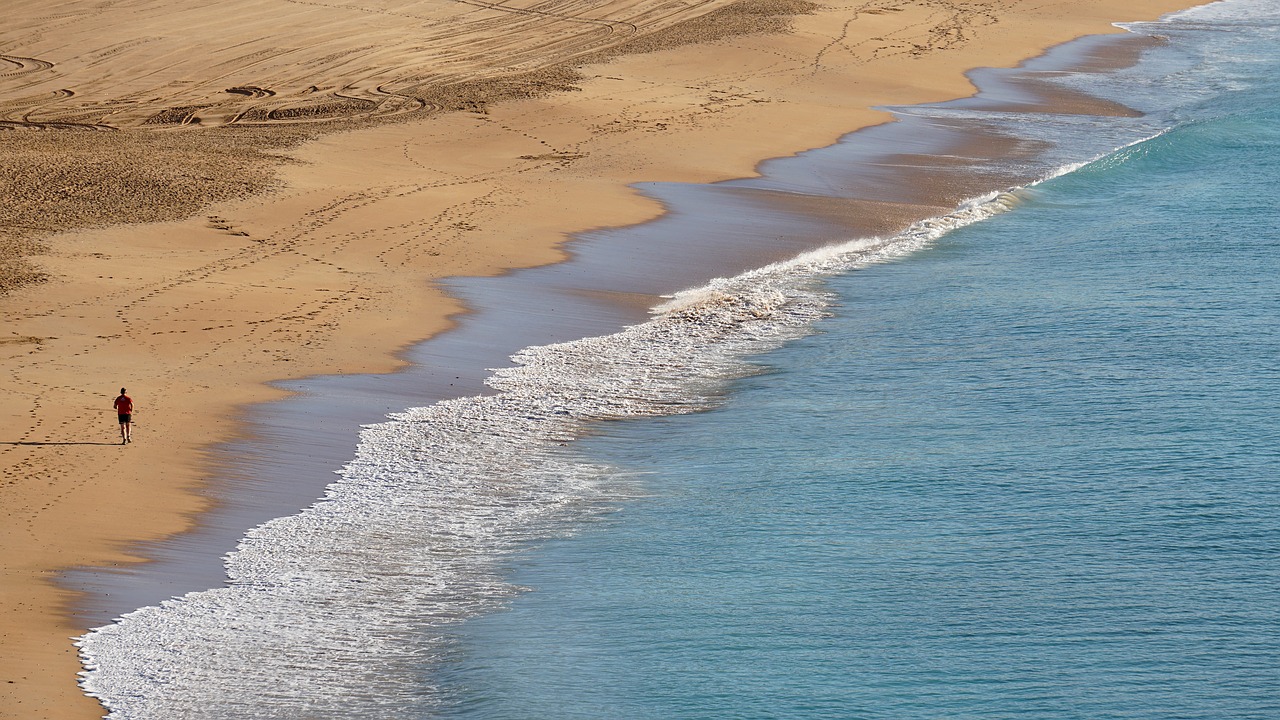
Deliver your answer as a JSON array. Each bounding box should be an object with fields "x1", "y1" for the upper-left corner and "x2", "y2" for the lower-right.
[{"x1": 113, "y1": 388, "x2": 133, "y2": 444}]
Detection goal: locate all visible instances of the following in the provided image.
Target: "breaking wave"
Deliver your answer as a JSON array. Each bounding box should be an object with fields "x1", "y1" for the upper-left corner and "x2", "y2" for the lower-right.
[{"x1": 77, "y1": 187, "x2": 1028, "y2": 718}]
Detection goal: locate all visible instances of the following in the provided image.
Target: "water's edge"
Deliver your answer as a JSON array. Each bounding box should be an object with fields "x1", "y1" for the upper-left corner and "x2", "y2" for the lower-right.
[
  {"x1": 64, "y1": 20, "x2": 1174, "y2": 627},
  {"x1": 69, "y1": 3, "x2": 1252, "y2": 714}
]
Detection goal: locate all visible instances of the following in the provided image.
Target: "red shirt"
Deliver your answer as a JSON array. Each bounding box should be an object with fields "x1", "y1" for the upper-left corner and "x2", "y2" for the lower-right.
[{"x1": 114, "y1": 395, "x2": 133, "y2": 414}]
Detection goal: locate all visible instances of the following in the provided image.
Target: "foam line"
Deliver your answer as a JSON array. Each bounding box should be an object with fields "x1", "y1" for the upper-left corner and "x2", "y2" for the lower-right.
[{"x1": 75, "y1": 188, "x2": 1025, "y2": 718}]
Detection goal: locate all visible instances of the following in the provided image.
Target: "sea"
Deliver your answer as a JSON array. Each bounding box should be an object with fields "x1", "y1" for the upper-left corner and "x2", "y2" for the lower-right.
[{"x1": 77, "y1": 1, "x2": 1279, "y2": 717}]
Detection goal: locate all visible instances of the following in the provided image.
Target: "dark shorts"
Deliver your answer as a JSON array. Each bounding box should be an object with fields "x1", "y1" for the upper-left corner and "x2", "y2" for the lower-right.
[{"x1": 118, "y1": 414, "x2": 132, "y2": 423}]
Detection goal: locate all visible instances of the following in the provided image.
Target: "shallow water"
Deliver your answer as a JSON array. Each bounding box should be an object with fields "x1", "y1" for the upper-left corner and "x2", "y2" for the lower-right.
[
  {"x1": 77, "y1": 1, "x2": 1280, "y2": 716},
  {"x1": 435, "y1": 3, "x2": 1280, "y2": 717}
]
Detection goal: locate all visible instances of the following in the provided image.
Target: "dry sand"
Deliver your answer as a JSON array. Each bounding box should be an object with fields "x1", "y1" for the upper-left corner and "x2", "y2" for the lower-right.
[{"x1": 1, "y1": 0, "x2": 1202, "y2": 716}]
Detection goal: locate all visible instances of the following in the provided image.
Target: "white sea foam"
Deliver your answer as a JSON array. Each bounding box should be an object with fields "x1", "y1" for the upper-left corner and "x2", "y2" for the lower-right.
[
  {"x1": 76, "y1": 5, "x2": 1258, "y2": 706},
  {"x1": 75, "y1": 13, "x2": 1247, "y2": 705},
  {"x1": 1166, "y1": 0, "x2": 1280, "y2": 24},
  {"x1": 77, "y1": 189, "x2": 1025, "y2": 718},
  {"x1": 76, "y1": 3, "x2": 1279, "y2": 715}
]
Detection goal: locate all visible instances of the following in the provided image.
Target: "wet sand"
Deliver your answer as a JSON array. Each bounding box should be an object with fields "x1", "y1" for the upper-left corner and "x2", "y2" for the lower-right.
[{"x1": 0, "y1": 0, "x2": 1202, "y2": 717}]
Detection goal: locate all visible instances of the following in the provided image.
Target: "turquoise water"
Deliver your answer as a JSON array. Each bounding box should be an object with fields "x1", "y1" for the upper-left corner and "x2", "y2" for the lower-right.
[
  {"x1": 436, "y1": 7, "x2": 1280, "y2": 719},
  {"x1": 76, "y1": 3, "x2": 1280, "y2": 717}
]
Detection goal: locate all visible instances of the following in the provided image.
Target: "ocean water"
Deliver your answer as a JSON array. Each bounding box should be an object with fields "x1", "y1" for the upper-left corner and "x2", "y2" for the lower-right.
[{"x1": 78, "y1": 1, "x2": 1280, "y2": 717}]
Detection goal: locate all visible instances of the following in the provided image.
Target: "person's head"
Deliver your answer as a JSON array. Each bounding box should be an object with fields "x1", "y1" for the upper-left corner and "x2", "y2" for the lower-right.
[{"x1": 120, "y1": 388, "x2": 127, "y2": 395}]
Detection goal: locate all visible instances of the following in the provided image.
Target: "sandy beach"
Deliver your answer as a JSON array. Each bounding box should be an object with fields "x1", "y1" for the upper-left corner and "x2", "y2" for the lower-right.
[{"x1": 1, "y1": 0, "x2": 1201, "y2": 716}]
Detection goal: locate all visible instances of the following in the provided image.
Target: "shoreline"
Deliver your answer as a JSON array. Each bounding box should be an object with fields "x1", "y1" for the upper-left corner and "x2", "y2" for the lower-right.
[{"x1": 0, "y1": 1, "x2": 1206, "y2": 717}]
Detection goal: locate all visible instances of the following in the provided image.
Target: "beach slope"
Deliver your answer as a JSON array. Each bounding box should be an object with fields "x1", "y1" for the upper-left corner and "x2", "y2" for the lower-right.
[{"x1": 0, "y1": 0, "x2": 1198, "y2": 716}]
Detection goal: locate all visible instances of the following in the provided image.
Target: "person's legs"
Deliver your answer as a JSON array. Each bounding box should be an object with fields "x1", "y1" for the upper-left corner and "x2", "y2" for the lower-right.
[
  {"x1": 125, "y1": 419, "x2": 131, "y2": 442},
  {"x1": 119, "y1": 420, "x2": 127, "y2": 444}
]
